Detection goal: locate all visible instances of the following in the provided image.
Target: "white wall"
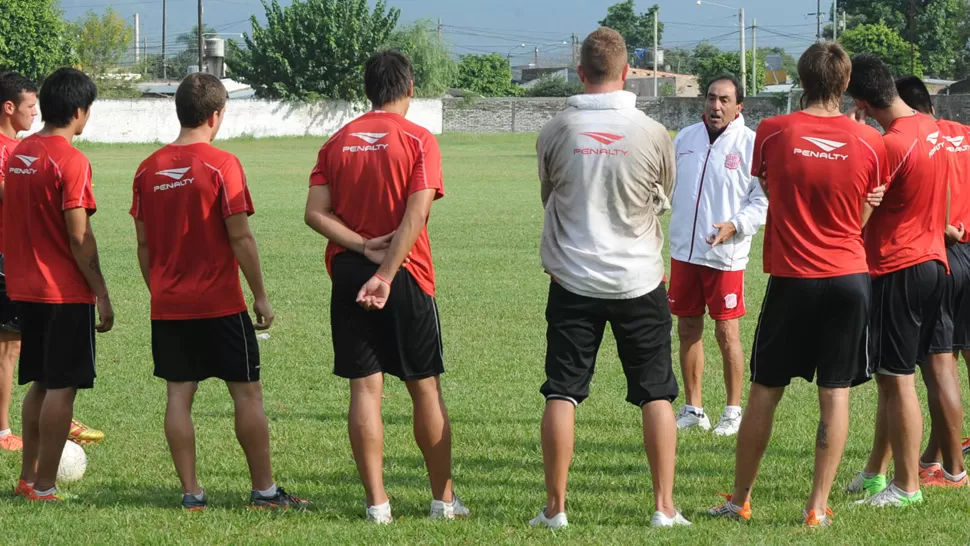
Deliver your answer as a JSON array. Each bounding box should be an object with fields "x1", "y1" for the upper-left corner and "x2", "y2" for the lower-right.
[{"x1": 25, "y1": 99, "x2": 443, "y2": 143}]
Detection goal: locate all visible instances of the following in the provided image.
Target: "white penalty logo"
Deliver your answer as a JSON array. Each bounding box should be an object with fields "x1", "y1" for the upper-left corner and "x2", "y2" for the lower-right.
[
  {"x1": 8, "y1": 154, "x2": 39, "y2": 175},
  {"x1": 154, "y1": 167, "x2": 194, "y2": 191},
  {"x1": 344, "y1": 132, "x2": 390, "y2": 153},
  {"x1": 793, "y1": 137, "x2": 848, "y2": 161}
]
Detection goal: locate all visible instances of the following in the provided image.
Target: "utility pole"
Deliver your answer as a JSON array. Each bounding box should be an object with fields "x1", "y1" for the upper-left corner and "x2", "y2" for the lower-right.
[
  {"x1": 833, "y1": 0, "x2": 838, "y2": 40},
  {"x1": 134, "y1": 13, "x2": 140, "y2": 65},
  {"x1": 653, "y1": 7, "x2": 659, "y2": 97},
  {"x1": 739, "y1": 8, "x2": 746, "y2": 98},
  {"x1": 571, "y1": 33, "x2": 578, "y2": 67},
  {"x1": 198, "y1": 0, "x2": 204, "y2": 72},
  {"x1": 817, "y1": 0, "x2": 822, "y2": 41},
  {"x1": 534, "y1": 46, "x2": 539, "y2": 68},
  {"x1": 162, "y1": 0, "x2": 167, "y2": 79},
  {"x1": 752, "y1": 18, "x2": 757, "y2": 96},
  {"x1": 437, "y1": 18, "x2": 442, "y2": 44},
  {"x1": 909, "y1": 0, "x2": 916, "y2": 74}
]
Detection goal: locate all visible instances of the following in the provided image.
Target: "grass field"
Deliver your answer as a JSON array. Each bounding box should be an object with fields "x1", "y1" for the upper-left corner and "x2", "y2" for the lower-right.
[{"x1": 1, "y1": 133, "x2": 969, "y2": 545}]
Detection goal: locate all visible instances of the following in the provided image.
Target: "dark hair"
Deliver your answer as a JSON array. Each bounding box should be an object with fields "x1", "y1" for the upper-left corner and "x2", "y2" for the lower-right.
[
  {"x1": 896, "y1": 75, "x2": 933, "y2": 114},
  {"x1": 0, "y1": 72, "x2": 38, "y2": 107},
  {"x1": 798, "y1": 42, "x2": 851, "y2": 107},
  {"x1": 175, "y1": 73, "x2": 228, "y2": 128},
  {"x1": 580, "y1": 27, "x2": 628, "y2": 85},
  {"x1": 706, "y1": 74, "x2": 744, "y2": 104},
  {"x1": 847, "y1": 53, "x2": 897, "y2": 109},
  {"x1": 39, "y1": 68, "x2": 97, "y2": 128},
  {"x1": 364, "y1": 50, "x2": 413, "y2": 108}
]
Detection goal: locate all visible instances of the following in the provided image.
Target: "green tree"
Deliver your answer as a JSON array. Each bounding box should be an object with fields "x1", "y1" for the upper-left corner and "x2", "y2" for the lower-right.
[
  {"x1": 228, "y1": 0, "x2": 400, "y2": 101},
  {"x1": 695, "y1": 50, "x2": 765, "y2": 95},
  {"x1": 455, "y1": 53, "x2": 520, "y2": 97},
  {"x1": 840, "y1": 22, "x2": 923, "y2": 77},
  {"x1": 525, "y1": 74, "x2": 583, "y2": 97},
  {"x1": 385, "y1": 20, "x2": 457, "y2": 98},
  {"x1": 70, "y1": 8, "x2": 133, "y2": 76},
  {"x1": 663, "y1": 48, "x2": 695, "y2": 75},
  {"x1": 0, "y1": 0, "x2": 75, "y2": 83},
  {"x1": 598, "y1": 1, "x2": 663, "y2": 59}
]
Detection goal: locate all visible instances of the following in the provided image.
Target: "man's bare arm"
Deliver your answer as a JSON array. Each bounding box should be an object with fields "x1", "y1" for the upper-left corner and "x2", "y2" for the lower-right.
[
  {"x1": 65, "y1": 208, "x2": 113, "y2": 331},
  {"x1": 305, "y1": 185, "x2": 367, "y2": 253}
]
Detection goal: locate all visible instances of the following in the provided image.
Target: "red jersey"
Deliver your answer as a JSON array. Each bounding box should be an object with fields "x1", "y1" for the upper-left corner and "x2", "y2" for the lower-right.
[
  {"x1": 3, "y1": 134, "x2": 97, "y2": 304},
  {"x1": 0, "y1": 132, "x2": 18, "y2": 253},
  {"x1": 864, "y1": 114, "x2": 949, "y2": 277},
  {"x1": 310, "y1": 112, "x2": 444, "y2": 297},
  {"x1": 752, "y1": 112, "x2": 888, "y2": 278},
  {"x1": 130, "y1": 143, "x2": 254, "y2": 320},
  {"x1": 936, "y1": 119, "x2": 970, "y2": 243}
]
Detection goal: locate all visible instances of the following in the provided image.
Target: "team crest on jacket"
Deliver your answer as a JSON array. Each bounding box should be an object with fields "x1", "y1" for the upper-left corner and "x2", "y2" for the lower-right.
[{"x1": 725, "y1": 153, "x2": 741, "y2": 170}]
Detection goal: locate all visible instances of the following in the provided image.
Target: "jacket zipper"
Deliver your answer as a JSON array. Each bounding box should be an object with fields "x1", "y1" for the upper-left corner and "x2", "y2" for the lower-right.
[{"x1": 687, "y1": 145, "x2": 714, "y2": 261}]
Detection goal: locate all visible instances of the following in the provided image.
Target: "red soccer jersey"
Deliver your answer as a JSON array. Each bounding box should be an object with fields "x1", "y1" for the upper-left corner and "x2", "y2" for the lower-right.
[
  {"x1": 936, "y1": 119, "x2": 970, "y2": 244},
  {"x1": 864, "y1": 114, "x2": 949, "y2": 277},
  {"x1": 309, "y1": 111, "x2": 444, "y2": 297},
  {"x1": 0, "y1": 132, "x2": 18, "y2": 253},
  {"x1": 752, "y1": 112, "x2": 888, "y2": 278},
  {"x1": 3, "y1": 134, "x2": 97, "y2": 304},
  {"x1": 130, "y1": 143, "x2": 254, "y2": 320}
]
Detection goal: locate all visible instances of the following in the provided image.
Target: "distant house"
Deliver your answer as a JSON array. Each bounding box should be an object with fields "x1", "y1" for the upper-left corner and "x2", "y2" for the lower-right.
[
  {"x1": 625, "y1": 68, "x2": 700, "y2": 97},
  {"x1": 520, "y1": 67, "x2": 580, "y2": 84},
  {"x1": 762, "y1": 54, "x2": 789, "y2": 86},
  {"x1": 137, "y1": 78, "x2": 255, "y2": 99},
  {"x1": 925, "y1": 78, "x2": 958, "y2": 95}
]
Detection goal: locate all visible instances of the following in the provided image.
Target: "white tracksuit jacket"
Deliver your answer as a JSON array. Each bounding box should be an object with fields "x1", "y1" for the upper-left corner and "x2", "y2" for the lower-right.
[{"x1": 669, "y1": 114, "x2": 767, "y2": 272}]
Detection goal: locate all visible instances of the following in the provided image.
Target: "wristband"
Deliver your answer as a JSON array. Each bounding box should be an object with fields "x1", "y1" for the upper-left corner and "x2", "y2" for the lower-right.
[{"x1": 375, "y1": 274, "x2": 392, "y2": 286}]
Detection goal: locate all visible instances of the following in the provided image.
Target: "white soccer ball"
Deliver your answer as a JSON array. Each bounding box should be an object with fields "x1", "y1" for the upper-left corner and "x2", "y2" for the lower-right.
[{"x1": 57, "y1": 441, "x2": 87, "y2": 483}]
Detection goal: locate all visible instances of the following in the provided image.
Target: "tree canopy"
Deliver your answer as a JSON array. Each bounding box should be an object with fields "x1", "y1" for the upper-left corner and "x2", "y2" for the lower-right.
[
  {"x1": 385, "y1": 20, "x2": 457, "y2": 98},
  {"x1": 455, "y1": 54, "x2": 521, "y2": 97},
  {"x1": 840, "y1": 22, "x2": 923, "y2": 77},
  {"x1": 0, "y1": 0, "x2": 75, "y2": 83},
  {"x1": 598, "y1": 1, "x2": 663, "y2": 60}
]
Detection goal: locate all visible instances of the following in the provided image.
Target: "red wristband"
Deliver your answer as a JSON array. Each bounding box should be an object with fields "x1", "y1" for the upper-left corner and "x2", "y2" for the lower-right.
[{"x1": 375, "y1": 274, "x2": 392, "y2": 286}]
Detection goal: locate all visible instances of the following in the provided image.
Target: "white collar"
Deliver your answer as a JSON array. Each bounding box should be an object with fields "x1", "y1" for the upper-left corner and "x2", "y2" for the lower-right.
[{"x1": 565, "y1": 90, "x2": 638, "y2": 111}]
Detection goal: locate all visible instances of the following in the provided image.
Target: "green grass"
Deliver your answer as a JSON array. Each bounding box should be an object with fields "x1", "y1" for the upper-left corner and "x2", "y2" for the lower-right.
[{"x1": 1, "y1": 133, "x2": 969, "y2": 545}]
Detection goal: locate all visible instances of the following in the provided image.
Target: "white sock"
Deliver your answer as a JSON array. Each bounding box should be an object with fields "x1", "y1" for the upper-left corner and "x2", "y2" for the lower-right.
[
  {"x1": 370, "y1": 500, "x2": 390, "y2": 511},
  {"x1": 255, "y1": 484, "x2": 278, "y2": 498},
  {"x1": 944, "y1": 469, "x2": 967, "y2": 482},
  {"x1": 685, "y1": 405, "x2": 704, "y2": 415},
  {"x1": 0, "y1": 429, "x2": 10, "y2": 437},
  {"x1": 861, "y1": 471, "x2": 880, "y2": 479},
  {"x1": 891, "y1": 483, "x2": 918, "y2": 497},
  {"x1": 34, "y1": 487, "x2": 56, "y2": 497},
  {"x1": 185, "y1": 489, "x2": 205, "y2": 501},
  {"x1": 919, "y1": 460, "x2": 939, "y2": 469},
  {"x1": 724, "y1": 406, "x2": 742, "y2": 416}
]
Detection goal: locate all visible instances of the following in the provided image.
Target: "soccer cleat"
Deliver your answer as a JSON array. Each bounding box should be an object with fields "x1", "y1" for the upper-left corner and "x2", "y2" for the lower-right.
[
  {"x1": 846, "y1": 471, "x2": 887, "y2": 496},
  {"x1": 67, "y1": 419, "x2": 104, "y2": 445},
  {"x1": 855, "y1": 484, "x2": 924, "y2": 507},
  {"x1": 14, "y1": 480, "x2": 33, "y2": 498},
  {"x1": 676, "y1": 406, "x2": 711, "y2": 431},
  {"x1": 922, "y1": 471, "x2": 969, "y2": 489},
  {"x1": 713, "y1": 408, "x2": 742, "y2": 437},
  {"x1": 27, "y1": 489, "x2": 63, "y2": 503},
  {"x1": 919, "y1": 462, "x2": 942, "y2": 484},
  {"x1": 249, "y1": 487, "x2": 309, "y2": 511},
  {"x1": 0, "y1": 433, "x2": 23, "y2": 451},
  {"x1": 962, "y1": 437, "x2": 970, "y2": 454},
  {"x1": 708, "y1": 494, "x2": 751, "y2": 521},
  {"x1": 430, "y1": 495, "x2": 470, "y2": 520},
  {"x1": 181, "y1": 491, "x2": 208, "y2": 511},
  {"x1": 804, "y1": 507, "x2": 834, "y2": 527},
  {"x1": 529, "y1": 509, "x2": 568, "y2": 530},
  {"x1": 366, "y1": 501, "x2": 393, "y2": 524},
  {"x1": 651, "y1": 510, "x2": 692, "y2": 527}
]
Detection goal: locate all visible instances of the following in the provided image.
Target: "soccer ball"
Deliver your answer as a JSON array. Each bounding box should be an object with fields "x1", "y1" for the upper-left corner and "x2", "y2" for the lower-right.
[{"x1": 57, "y1": 441, "x2": 87, "y2": 483}]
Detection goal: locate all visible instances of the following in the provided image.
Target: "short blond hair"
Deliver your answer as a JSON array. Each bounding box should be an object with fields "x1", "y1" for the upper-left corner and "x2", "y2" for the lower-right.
[{"x1": 580, "y1": 27, "x2": 628, "y2": 85}]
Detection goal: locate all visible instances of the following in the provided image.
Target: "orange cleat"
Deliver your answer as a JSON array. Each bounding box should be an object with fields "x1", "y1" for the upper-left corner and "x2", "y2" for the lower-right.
[
  {"x1": 922, "y1": 471, "x2": 969, "y2": 488},
  {"x1": 962, "y1": 437, "x2": 970, "y2": 454},
  {"x1": 13, "y1": 480, "x2": 33, "y2": 498},
  {"x1": 708, "y1": 494, "x2": 752, "y2": 521},
  {"x1": 0, "y1": 433, "x2": 23, "y2": 451},
  {"x1": 919, "y1": 462, "x2": 942, "y2": 483},
  {"x1": 27, "y1": 489, "x2": 63, "y2": 503},
  {"x1": 68, "y1": 419, "x2": 104, "y2": 445},
  {"x1": 804, "y1": 507, "x2": 834, "y2": 527}
]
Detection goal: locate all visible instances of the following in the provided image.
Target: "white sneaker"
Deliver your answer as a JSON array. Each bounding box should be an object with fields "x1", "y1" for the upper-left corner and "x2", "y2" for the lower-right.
[
  {"x1": 676, "y1": 406, "x2": 711, "y2": 430},
  {"x1": 529, "y1": 509, "x2": 568, "y2": 530},
  {"x1": 365, "y1": 501, "x2": 393, "y2": 524},
  {"x1": 430, "y1": 495, "x2": 470, "y2": 520},
  {"x1": 651, "y1": 510, "x2": 692, "y2": 527},
  {"x1": 713, "y1": 408, "x2": 742, "y2": 436},
  {"x1": 855, "y1": 483, "x2": 924, "y2": 507}
]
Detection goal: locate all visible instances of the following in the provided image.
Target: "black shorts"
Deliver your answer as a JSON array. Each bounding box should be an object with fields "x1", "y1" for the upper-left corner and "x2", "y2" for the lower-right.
[
  {"x1": 751, "y1": 274, "x2": 870, "y2": 389},
  {"x1": 870, "y1": 261, "x2": 945, "y2": 376},
  {"x1": 541, "y1": 281, "x2": 678, "y2": 407},
  {"x1": 18, "y1": 302, "x2": 96, "y2": 389},
  {"x1": 152, "y1": 311, "x2": 260, "y2": 383},
  {"x1": 331, "y1": 252, "x2": 444, "y2": 381},
  {"x1": 926, "y1": 245, "x2": 970, "y2": 356},
  {"x1": 0, "y1": 255, "x2": 19, "y2": 333}
]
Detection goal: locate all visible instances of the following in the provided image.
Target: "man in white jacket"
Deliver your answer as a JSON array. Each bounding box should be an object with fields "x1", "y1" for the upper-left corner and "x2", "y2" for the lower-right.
[
  {"x1": 668, "y1": 74, "x2": 767, "y2": 437},
  {"x1": 530, "y1": 27, "x2": 688, "y2": 530}
]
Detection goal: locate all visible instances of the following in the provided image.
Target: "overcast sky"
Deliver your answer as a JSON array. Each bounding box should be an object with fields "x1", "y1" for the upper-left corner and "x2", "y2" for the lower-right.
[{"x1": 59, "y1": 0, "x2": 830, "y2": 64}]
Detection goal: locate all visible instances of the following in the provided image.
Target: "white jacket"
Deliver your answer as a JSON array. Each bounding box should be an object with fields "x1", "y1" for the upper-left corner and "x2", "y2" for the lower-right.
[{"x1": 669, "y1": 114, "x2": 767, "y2": 271}]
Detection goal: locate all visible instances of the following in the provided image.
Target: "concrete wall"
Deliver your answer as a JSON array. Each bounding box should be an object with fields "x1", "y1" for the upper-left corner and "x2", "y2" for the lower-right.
[{"x1": 24, "y1": 99, "x2": 443, "y2": 143}]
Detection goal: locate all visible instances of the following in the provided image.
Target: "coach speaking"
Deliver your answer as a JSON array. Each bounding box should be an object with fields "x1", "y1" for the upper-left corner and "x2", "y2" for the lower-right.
[{"x1": 668, "y1": 75, "x2": 767, "y2": 437}]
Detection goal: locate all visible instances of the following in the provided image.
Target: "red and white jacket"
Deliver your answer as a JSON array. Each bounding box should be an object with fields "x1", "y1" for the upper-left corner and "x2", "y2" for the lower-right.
[{"x1": 670, "y1": 114, "x2": 766, "y2": 272}]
